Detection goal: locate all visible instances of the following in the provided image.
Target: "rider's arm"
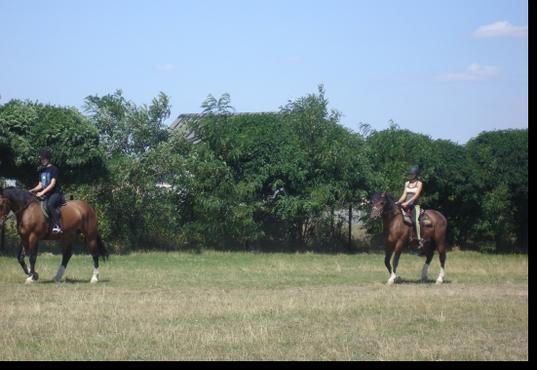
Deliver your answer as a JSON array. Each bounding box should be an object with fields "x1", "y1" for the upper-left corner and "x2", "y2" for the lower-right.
[
  {"x1": 405, "y1": 181, "x2": 423, "y2": 205},
  {"x1": 39, "y1": 178, "x2": 57, "y2": 197},
  {"x1": 29, "y1": 182, "x2": 43, "y2": 193},
  {"x1": 396, "y1": 184, "x2": 407, "y2": 205}
]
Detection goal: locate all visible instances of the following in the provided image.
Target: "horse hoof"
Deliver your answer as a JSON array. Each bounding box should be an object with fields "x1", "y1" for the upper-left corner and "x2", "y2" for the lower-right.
[
  {"x1": 436, "y1": 278, "x2": 444, "y2": 285},
  {"x1": 90, "y1": 276, "x2": 99, "y2": 284},
  {"x1": 25, "y1": 276, "x2": 35, "y2": 284}
]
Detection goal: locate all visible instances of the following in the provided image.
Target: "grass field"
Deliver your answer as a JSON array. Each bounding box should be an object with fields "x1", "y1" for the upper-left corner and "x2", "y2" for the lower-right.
[{"x1": 0, "y1": 250, "x2": 528, "y2": 361}]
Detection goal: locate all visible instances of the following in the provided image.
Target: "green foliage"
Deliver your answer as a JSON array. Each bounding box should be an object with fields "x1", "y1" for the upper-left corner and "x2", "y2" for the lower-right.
[
  {"x1": 186, "y1": 87, "x2": 371, "y2": 249},
  {"x1": 78, "y1": 91, "x2": 177, "y2": 250},
  {"x1": 0, "y1": 99, "x2": 104, "y2": 186},
  {"x1": 466, "y1": 129, "x2": 528, "y2": 251},
  {"x1": 83, "y1": 90, "x2": 170, "y2": 158},
  {"x1": 0, "y1": 89, "x2": 528, "y2": 254}
]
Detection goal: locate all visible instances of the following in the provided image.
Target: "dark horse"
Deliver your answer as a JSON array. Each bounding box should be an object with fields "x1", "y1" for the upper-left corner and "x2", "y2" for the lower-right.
[
  {"x1": 370, "y1": 192, "x2": 447, "y2": 285},
  {"x1": 0, "y1": 187, "x2": 108, "y2": 284}
]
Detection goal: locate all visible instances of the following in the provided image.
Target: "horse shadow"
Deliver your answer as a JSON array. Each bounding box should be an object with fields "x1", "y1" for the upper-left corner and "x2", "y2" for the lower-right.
[
  {"x1": 41, "y1": 278, "x2": 111, "y2": 284},
  {"x1": 396, "y1": 277, "x2": 451, "y2": 285}
]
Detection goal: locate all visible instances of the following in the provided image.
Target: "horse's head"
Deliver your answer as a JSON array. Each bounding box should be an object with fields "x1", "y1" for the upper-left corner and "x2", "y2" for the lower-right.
[{"x1": 370, "y1": 192, "x2": 389, "y2": 219}]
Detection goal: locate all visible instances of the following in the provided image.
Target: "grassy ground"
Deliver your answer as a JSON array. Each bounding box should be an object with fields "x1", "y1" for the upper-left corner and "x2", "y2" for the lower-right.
[{"x1": 0, "y1": 250, "x2": 527, "y2": 360}]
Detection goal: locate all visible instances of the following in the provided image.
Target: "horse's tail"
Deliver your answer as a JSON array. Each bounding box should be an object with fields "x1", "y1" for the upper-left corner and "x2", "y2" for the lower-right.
[{"x1": 96, "y1": 234, "x2": 109, "y2": 261}]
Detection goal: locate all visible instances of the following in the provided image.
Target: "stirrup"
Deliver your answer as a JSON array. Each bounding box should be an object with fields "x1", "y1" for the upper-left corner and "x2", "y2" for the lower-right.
[
  {"x1": 52, "y1": 226, "x2": 63, "y2": 234},
  {"x1": 417, "y1": 239, "x2": 425, "y2": 249}
]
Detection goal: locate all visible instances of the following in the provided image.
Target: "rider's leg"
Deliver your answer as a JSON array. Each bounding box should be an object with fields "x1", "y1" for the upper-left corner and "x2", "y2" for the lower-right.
[
  {"x1": 414, "y1": 205, "x2": 424, "y2": 248},
  {"x1": 48, "y1": 193, "x2": 62, "y2": 232}
]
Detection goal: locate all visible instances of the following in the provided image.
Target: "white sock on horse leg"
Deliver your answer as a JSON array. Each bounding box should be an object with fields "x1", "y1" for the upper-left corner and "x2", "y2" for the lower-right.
[
  {"x1": 436, "y1": 267, "x2": 445, "y2": 284},
  {"x1": 421, "y1": 264, "x2": 429, "y2": 281},
  {"x1": 90, "y1": 268, "x2": 99, "y2": 283},
  {"x1": 54, "y1": 265, "x2": 66, "y2": 281}
]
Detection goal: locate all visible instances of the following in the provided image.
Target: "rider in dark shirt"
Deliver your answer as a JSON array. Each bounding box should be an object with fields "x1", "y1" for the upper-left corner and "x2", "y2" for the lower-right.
[{"x1": 29, "y1": 149, "x2": 65, "y2": 234}]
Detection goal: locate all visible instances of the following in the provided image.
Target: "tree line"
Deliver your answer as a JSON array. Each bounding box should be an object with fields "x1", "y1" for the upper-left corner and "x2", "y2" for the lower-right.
[{"x1": 0, "y1": 86, "x2": 528, "y2": 253}]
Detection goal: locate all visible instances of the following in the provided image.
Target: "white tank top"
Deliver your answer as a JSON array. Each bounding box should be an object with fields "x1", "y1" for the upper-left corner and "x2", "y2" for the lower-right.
[{"x1": 405, "y1": 181, "x2": 421, "y2": 202}]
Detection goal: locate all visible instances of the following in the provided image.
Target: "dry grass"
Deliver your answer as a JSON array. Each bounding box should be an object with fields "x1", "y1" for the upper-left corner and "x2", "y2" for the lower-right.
[{"x1": 0, "y1": 250, "x2": 527, "y2": 360}]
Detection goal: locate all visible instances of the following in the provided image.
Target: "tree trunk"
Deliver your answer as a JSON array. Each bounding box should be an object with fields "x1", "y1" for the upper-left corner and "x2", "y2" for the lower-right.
[
  {"x1": 348, "y1": 204, "x2": 352, "y2": 251},
  {"x1": 1, "y1": 222, "x2": 5, "y2": 252},
  {"x1": 330, "y1": 207, "x2": 335, "y2": 238}
]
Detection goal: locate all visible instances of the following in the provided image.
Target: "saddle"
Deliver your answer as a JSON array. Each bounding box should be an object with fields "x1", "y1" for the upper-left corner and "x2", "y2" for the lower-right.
[
  {"x1": 39, "y1": 200, "x2": 66, "y2": 220},
  {"x1": 401, "y1": 207, "x2": 432, "y2": 227}
]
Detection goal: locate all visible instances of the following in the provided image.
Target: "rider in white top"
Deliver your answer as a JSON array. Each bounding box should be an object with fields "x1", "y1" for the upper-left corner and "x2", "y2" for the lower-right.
[{"x1": 395, "y1": 166, "x2": 424, "y2": 249}]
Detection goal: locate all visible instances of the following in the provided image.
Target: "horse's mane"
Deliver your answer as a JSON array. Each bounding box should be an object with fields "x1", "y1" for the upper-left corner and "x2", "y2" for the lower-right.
[
  {"x1": 372, "y1": 192, "x2": 396, "y2": 206},
  {"x1": 385, "y1": 193, "x2": 396, "y2": 206},
  {"x1": 0, "y1": 187, "x2": 37, "y2": 204}
]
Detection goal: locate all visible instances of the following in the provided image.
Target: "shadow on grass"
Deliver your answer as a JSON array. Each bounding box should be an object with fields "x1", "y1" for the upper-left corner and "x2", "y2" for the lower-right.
[
  {"x1": 396, "y1": 278, "x2": 451, "y2": 285},
  {"x1": 40, "y1": 278, "x2": 111, "y2": 284}
]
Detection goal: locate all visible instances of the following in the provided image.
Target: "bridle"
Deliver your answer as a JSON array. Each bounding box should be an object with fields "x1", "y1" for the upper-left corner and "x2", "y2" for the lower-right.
[
  {"x1": 0, "y1": 193, "x2": 40, "y2": 225},
  {"x1": 370, "y1": 194, "x2": 402, "y2": 220}
]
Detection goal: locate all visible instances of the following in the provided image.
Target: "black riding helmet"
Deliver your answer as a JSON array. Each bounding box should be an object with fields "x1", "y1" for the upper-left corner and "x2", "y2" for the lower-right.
[
  {"x1": 408, "y1": 165, "x2": 420, "y2": 177},
  {"x1": 39, "y1": 149, "x2": 52, "y2": 161}
]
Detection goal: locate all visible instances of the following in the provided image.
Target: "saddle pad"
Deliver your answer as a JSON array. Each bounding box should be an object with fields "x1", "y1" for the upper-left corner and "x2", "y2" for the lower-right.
[
  {"x1": 40, "y1": 199, "x2": 67, "y2": 220},
  {"x1": 40, "y1": 201, "x2": 50, "y2": 219}
]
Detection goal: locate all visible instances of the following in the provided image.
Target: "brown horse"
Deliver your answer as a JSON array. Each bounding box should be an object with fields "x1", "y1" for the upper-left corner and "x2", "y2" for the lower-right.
[
  {"x1": 0, "y1": 187, "x2": 108, "y2": 284},
  {"x1": 370, "y1": 192, "x2": 447, "y2": 285}
]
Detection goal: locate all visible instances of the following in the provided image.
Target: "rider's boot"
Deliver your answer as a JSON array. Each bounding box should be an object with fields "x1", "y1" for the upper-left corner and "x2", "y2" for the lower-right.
[{"x1": 51, "y1": 206, "x2": 63, "y2": 234}]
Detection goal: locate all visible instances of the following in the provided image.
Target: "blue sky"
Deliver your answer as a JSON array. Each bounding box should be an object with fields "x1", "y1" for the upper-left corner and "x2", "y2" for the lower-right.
[{"x1": 0, "y1": 0, "x2": 528, "y2": 143}]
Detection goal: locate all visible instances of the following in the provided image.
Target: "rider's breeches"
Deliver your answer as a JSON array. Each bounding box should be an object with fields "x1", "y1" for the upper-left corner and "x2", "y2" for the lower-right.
[
  {"x1": 412, "y1": 205, "x2": 421, "y2": 240},
  {"x1": 46, "y1": 192, "x2": 64, "y2": 227}
]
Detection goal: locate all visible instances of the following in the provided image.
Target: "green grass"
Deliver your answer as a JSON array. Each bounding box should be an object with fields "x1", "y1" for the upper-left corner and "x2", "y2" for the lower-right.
[{"x1": 0, "y1": 250, "x2": 528, "y2": 360}]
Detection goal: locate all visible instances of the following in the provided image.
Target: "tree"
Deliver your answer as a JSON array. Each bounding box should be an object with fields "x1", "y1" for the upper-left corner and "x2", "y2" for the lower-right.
[
  {"x1": 84, "y1": 90, "x2": 171, "y2": 158},
  {"x1": 426, "y1": 139, "x2": 480, "y2": 247},
  {"x1": 0, "y1": 99, "x2": 104, "y2": 187},
  {"x1": 466, "y1": 129, "x2": 528, "y2": 251}
]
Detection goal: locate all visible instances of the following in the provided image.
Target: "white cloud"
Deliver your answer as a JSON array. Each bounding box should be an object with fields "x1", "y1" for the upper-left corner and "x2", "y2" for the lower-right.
[
  {"x1": 156, "y1": 63, "x2": 176, "y2": 71},
  {"x1": 439, "y1": 63, "x2": 500, "y2": 81},
  {"x1": 473, "y1": 21, "x2": 528, "y2": 38}
]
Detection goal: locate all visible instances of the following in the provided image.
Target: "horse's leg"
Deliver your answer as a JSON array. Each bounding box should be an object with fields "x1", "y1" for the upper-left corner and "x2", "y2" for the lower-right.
[
  {"x1": 384, "y1": 246, "x2": 394, "y2": 283},
  {"x1": 54, "y1": 237, "x2": 74, "y2": 282},
  {"x1": 389, "y1": 242, "x2": 404, "y2": 285},
  {"x1": 436, "y1": 244, "x2": 447, "y2": 285},
  {"x1": 421, "y1": 247, "x2": 435, "y2": 282},
  {"x1": 25, "y1": 234, "x2": 40, "y2": 283},
  {"x1": 86, "y1": 236, "x2": 100, "y2": 284},
  {"x1": 91, "y1": 256, "x2": 100, "y2": 284},
  {"x1": 17, "y1": 240, "x2": 30, "y2": 276}
]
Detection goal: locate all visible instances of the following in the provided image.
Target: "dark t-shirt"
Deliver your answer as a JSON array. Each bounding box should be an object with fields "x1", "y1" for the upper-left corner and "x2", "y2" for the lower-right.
[{"x1": 40, "y1": 165, "x2": 62, "y2": 194}]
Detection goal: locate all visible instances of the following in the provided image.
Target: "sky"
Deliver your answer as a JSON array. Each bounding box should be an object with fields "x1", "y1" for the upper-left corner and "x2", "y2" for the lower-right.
[{"x1": 0, "y1": 0, "x2": 528, "y2": 143}]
